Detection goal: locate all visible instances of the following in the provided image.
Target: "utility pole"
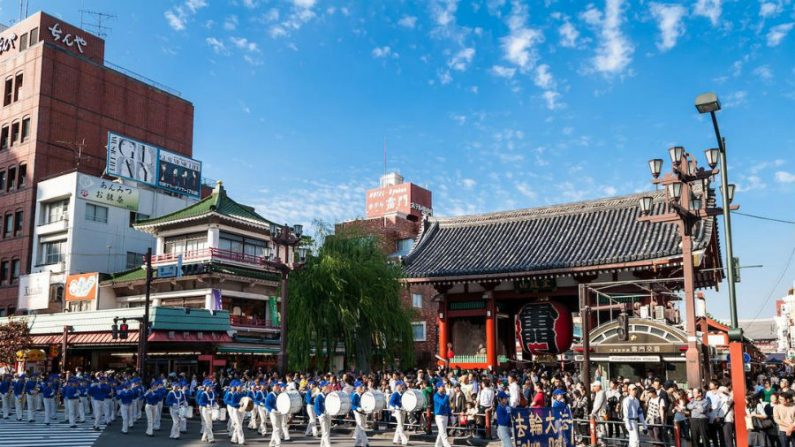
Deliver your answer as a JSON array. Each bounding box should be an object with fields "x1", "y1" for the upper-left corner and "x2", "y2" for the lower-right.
[{"x1": 137, "y1": 248, "x2": 152, "y2": 382}]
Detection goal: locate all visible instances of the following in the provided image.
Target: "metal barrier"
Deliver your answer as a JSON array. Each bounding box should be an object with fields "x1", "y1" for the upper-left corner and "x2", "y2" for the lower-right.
[{"x1": 574, "y1": 416, "x2": 683, "y2": 447}]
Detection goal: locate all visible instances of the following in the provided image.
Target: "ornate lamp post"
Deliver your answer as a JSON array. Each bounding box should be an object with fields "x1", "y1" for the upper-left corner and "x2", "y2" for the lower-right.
[
  {"x1": 638, "y1": 147, "x2": 733, "y2": 389},
  {"x1": 264, "y1": 223, "x2": 304, "y2": 374}
]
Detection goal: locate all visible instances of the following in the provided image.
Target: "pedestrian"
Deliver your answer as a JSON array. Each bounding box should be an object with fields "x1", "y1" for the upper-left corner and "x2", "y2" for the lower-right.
[
  {"x1": 622, "y1": 384, "x2": 647, "y2": 447},
  {"x1": 687, "y1": 387, "x2": 711, "y2": 447},
  {"x1": 774, "y1": 392, "x2": 795, "y2": 447},
  {"x1": 433, "y1": 382, "x2": 453, "y2": 447},
  {"x1": 154, "y1": 381, "x2": 166, "y2": 431},
  {"x1": 718, "y1": 386, "x2": 734, "y2": 446},
  {"x1": 496, "y1": 392, "x2": 512, "y2": 447}
]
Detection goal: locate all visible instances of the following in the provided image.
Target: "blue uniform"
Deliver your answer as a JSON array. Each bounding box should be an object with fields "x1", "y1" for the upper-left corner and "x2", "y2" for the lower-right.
[
  {"x1": 119, "y1": 389, "x2": 134, "y2": 405},
  {"x1": 12, "y1": 380, "x2": 23, "y2": 397},
  {"x1": 89, "y1": 384, "x2": 106, "y2": 401},
  {"x1": 23, "y1": 380, "x2": 36, "y2": 395},
  {"x1": 496, "y1": 403, "x2": 511, "y2": 427},
  {"x1": 304, "y1": 390, "x2": 314, "y2": 405},
  {"x1": 351, "y1": 392, "x2": 362, "y2": 412},
  {"x1": 41, "y1": 383, "x2": 55, "y2": 398},
  {"x1": 314, "y1": 392, "x2": 326, "y2": 416},
  {"x1": 389, "y1": 392, "x2": 402, "y2": 408},
  {"x1": 228, "y1": 391, "x2": 242, "y2": 409},
  {"x1": 196, "y1": 390, "x2": 215, "y2": 407},
  {"x1": 144, "y1": 390, "x2": 161, "y2": 405},
  {"x1": 433, "y1": 392, "x2": 452, "y2": 416},
  {"x1": 64, "y1": 386, "x2": 79, "y2": 400},
  {"x1": 0, "y1": 380, "x2": 10, "y2": 394},
  {"x1": 264, "y1": 392, "x2": 278, "y2": 412}
]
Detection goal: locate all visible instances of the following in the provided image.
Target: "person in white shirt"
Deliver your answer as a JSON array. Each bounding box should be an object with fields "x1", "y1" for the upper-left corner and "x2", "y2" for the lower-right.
[
  {"x1": 507, "y1": 375, "x2": 521, "y2": 408},
  {"x1": 622, "y1": 385, "x2": 647, "y2": 447},
  {"x1": 706, "y1": 381, "x2": 726, "y2": 447}
]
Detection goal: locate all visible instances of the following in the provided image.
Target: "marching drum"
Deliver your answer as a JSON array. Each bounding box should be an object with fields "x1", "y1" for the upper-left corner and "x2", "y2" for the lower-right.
[
  {"x1": 361, "y1": 390, "x2": 386, "y2": 414},
  {"x1": 325, "y1": 391, "x2": 351, "y2": 417},
  {"x1": 401, "y1": 389, "x2": 426, "y2": 412},
  {"x1": 277, "y1": 390, "x2": 303, "y2": 415},
  {"x1": 239, "y1": 396, "x2": 255, "y2": 413}
]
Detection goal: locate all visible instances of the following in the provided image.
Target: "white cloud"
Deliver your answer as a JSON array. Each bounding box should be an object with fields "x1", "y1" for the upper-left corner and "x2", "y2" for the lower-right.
[
  {"x1": 694, "y1": 0, "x2": 722, "y2": 26},
  {"x1": 649, "y1": 3, "x2": 687, "y2": 51},
  {"x1": 372, "y1": 46, "x2": 398, "y2": 59},
  {"x1": 753, "y1": 65, "x2": 773, "y2": 80},
  {"x1": 268, "y1": 0, "x2": 317, "y2": 39},
  {"x1": 760, "y1": 1, "x2": 784, "y2": 18},
  {"x1": 224, "y1": 15, "x2": 239, "y2": 31},
  {"x1": 243, "y1": 55, "x2": 264, "y2": 66},
  {"x1": 432, "y1": 0, "x2": 459, "y2": 27},
  {"x1": 243, "y1": 0, "x2": 258, "y2": 9},
  {"x1": 534, "y1": 64, "x2": 555, "y2": 89},
  {"x1": 500, "y1": 1, "x2": 543, "y2": 72},
  {"x1": 541, "y1": 91, "x2": 561, "y2": 110},
  {"x1": 722, "y1": 90, "x2": 747, "y2": 108},
  {"x1": 293, "y1": 0, "x2": 316, "y2": 7},
  {"x1": 558, "y1": 21, "x2": 579, "y2": 48},
  {"x1": 490, "y1": 65, "x2": 517, "y2": 78},
  {"x1": 438, "y1": 70, "x2": 453, "y2": 84},
  {"x1": 767, "y1": 22, "x2": 794, "y2": 46},
  {"x1": 583, "y1": 0, "x2": 634, "y2": 76},
  {"x1": 450, "y1": 114, "x2": 467, "y2": 125},
  {"x1": 461, "y1": 178, "x2": 477, "y2": 189},
  {"x1": 164, "y1": 0, "x2": 208, "y2": 31},
  {"x1": 206, "y1": 37, "x2": 228, "y2": 54},
  {"x1": 448, "y1": 47, "x2": 475, "y2": 71},
  {"x1": 775, "y1": 171, "x2": 795, "y2": 183},
  {"x1": 230, "y1": 37, "x2": 259, "y2": 52},
  {"x1": 398, "y1": 15, "x2": 418, "y2": 28},
  {"x1": 515, "y1": 183, "x2": 537, "y2": 200}
]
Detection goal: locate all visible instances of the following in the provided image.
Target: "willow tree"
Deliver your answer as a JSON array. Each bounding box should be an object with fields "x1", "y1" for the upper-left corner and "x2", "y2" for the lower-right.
[{"x1": 287, "y1": 225, "x2": 415, "y2": 372}]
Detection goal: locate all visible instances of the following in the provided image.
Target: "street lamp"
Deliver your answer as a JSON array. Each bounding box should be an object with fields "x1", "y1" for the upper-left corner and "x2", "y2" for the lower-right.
[
  {"x1": 694, "y1": 92, "x2": 721, "y2": 113},
  {"x1": 639, "y1": 196, "x2": 654, "y2": 214},
  {"x1": 705, "y1": 148, "x2": 720, "y2": 169},
  {"x1": 648, "y1": 159, "x2": 663, "y2": 178},
  {"x1": 668, "y1": 146, "x2": 684, "y2": 164}
]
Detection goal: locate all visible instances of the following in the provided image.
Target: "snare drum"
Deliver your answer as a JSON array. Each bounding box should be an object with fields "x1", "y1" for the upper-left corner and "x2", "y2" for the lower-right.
[
  {"x1": 401, "y1": 389, "x2": 426, "y2": 412},
  {"x1": 325, "y1": 391, "x2": 351, "y2": 416},
  {"x1": 361, "y1": 390, "x2": 386, "y2": 414},
  {"x1": 277, "y1": 390, "x2": 303, "y2": 415}
]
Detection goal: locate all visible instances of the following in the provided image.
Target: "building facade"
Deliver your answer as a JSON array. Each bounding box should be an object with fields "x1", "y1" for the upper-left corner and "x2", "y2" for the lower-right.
[{"x1": 0, "y1": 12, "x2": 194, "y2": 314}]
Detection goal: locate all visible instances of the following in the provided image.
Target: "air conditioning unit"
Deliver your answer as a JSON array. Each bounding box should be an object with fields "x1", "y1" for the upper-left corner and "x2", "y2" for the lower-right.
[
  {"x1": 654, "y1": 305, "x2": 665, "y2": 320},
  {"x1": 639, "y1": 305, "x2": 650, "y2": 319}
]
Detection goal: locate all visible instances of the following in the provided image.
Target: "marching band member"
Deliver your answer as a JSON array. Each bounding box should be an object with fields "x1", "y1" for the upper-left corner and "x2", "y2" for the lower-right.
[
  {"x1": 247, "y1": 381, "x2": 259, "y2": 431},
  {"x1": 133, "y1": 378, "x2": 144, "y2": 424},
  {"x1": 89, "y1": 374, "x2": 106, "y2": 431},
  {"x1": 78, "y1": 378, "x2": 89, "y2": 423},
  {"x1": 389, "y1": 381, "x2": 408, "y2": 446},
  {"x1": 118, "y1": 381, "x2": 134, "y2": 434},
  {"x1": 144, "y1": 383, "x2": 161, "y2": 437},
  {"x1": 23, "y1": 373, "x2": 37, "y2": 422},
  {"x1": 351, "y1": 384, "x2": 369, "y2": 447},
  {"x1": 197, "y1": 380, "x2": 216, "y2": 443},
  {"x1": 254, "y1": 382, "x2": 269, "y2": 436},
  {"x1": 166, "y1": 381, "x2": 184, "y2": 439},
  {"x1": 0, "y1": 374, "x2": 10, "y2": 419},
  {"x1": 103, "y1": 375, "x2": 115, "y2": 424},
  {"x1": 496, "y1": 392, "x2": 512, "y2": 447},
  {"x1": 154, "y1": 380, "x2": 166, "y2": 431},
  {"x1": 280, "y1": 385, "x2": 291, "y2": 441},
  {"x1": 12, "y1": 373, "x2": 24, "y2": 421},
  {"x1": 315, "y1": 382, "x2": 332, "y2": 447},
  {"x1": 265, "y1": 381, "x2": 282, "y2": 447},
  {"x1": 304, "y1": 381, "x2": 319, "y2": 438},
  {"x1": 433, "y1": 382, "x2": 453, "y2": 447},
  {"x1": 41, "y1": 375, "x2": 57, "y2": 425},
  {"x1": 180, "y1": 381, "x2": 189, "y2": 433},
  {"x1": 63, "y1": 378, "x2": 80, "y2": 428}
]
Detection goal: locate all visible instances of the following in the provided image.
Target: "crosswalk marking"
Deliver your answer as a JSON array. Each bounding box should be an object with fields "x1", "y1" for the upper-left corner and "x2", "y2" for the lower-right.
[{"x1": 0, "y1": 409, "x2": 104, "y2": 447}]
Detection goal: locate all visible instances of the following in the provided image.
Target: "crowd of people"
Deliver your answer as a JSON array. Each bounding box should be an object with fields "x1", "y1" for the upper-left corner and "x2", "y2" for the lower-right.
[{"x1": 0, "y1": 364, "x2": 789, "y2": 447}]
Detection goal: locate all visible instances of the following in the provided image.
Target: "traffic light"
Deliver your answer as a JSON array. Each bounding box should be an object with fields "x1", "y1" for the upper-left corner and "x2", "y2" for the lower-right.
[
  {"x1": 111, "y1": 321, "x2": 118, "y2": 339},
  {"x1": 617, "y1": 312, "x2": 629, "y2": 341},
  {"x1": 119, "y1": 321, "x2": 129, "y2": 339}
]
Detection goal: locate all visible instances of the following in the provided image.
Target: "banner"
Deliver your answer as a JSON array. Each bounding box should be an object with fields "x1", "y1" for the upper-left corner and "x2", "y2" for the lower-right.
[
  {"x1": 65, "y1": 272, "x2": 99, "y2": 302},
  {"x1": 18, "y1": 272, "x2": 51, "y2": 310},
  {"x1": 106, "y1": 132, "x2": 158, "y2": 186},
  {"x1": 157, "y1": 150, "x2": 202, "y2": 198},
  {"x1": 212, "y1": 289, "x2": 223, "y2": 311},
  {"x1": 512, "y1": 407, "x2": 574, "y2": 447},
  {"x1": 77, "y1": 174, "x2": 140, "y2": 211}
]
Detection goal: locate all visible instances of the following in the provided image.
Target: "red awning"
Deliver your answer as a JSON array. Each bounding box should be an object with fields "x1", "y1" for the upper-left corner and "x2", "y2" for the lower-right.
[
  {"x1": 31, "y1": 331, "x2": 140, "y2": 346},
  {"x1": 145, "y1": 331, "x2": 231, "y2": 343}
]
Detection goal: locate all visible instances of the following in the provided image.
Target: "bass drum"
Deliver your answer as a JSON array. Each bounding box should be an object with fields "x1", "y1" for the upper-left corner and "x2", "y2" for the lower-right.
[
  {"x1": 277, "y1": 390, "x2": 303, "y2": 415},
  {"x1": 361, "y1": 390, "x2": 386, "y2": 414},
  {"x1": 401, "y1": 389, "x2": 426, "y2": 412},
  {"x1": 239, "y1": 396, "x2": 255, "y2": 413},
  {"x1": 325, "y1": 391, "x2": 351, "y2": 417}
]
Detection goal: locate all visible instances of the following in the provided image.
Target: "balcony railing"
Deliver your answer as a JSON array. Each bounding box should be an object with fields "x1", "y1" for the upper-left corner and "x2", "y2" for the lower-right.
[
  {"x1": 150, "y1": 248, "x2": 266, "y2": 268},
  {"x1": 230, "y1": 315, "x2": 276, "y2": 329}
]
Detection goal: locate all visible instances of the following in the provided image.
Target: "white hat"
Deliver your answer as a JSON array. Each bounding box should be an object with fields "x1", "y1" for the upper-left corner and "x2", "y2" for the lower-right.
[{"x1": 591, "y1": 381, "x2": 602, "y2": 387}]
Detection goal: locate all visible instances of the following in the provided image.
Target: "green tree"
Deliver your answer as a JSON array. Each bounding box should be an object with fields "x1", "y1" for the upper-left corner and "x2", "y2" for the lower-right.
[
  {"x1": 0, "y1": 319, "x2": 31, "y2": 367},
  {"x1": 287, "y1": 224, "x2": 415, "y2": 372}
]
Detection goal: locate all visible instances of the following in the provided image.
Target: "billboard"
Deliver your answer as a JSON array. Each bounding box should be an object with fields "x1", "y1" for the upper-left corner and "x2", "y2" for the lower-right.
[
  {"x1": 365, "y1": 182, "x2": 433, "y2": 219},
  {"x1": 158, "y1": 150, "x2": 202, "y2": 197},
  {"x1": 65, "y1": 272, "x2": 99, "y2": 302},
  {"x1": 77, "y1": 174, "x2": 140, "y2": 211},
  {"x1": 106, "y1": 132, "x2": 158, "y2": 186},
  {"x1": 18, "y1": 272, "x2": 51, "y2": 310},
  {"x1": 106, "y1": 131, "x2": 202, "y2": 198}
]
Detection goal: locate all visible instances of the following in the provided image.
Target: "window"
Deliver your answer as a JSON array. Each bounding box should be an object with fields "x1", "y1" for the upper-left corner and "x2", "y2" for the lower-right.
[
  {"x1": 3, "y1": 78, "x2": 11, "y2": 106},
  {"x1": 39, "y1": 240, "x2": 66, "y2": 265},
  {"x1": 396, "y1": 238, "x2": 414, "y2": 255},
  {"x1": 0, "y1": 171, "x2": 6, "y2": 191},
  {"x1": 42, "y1": 199, "x2": 69, "y2": 225},
  {"x1": 6, "y1": 167, "x2": 14, "y2": 191},
  {"x1": 0, "y1": 260, "x2": 7, "y2": 285},
  {"x1": 9, "y1": 122, "x2": 19, "y2": 146},
  {"x1": 0, "y1": 125, "x2": 7, "y2": 149},
  {"x1": 219, "y1": 231, "x2": 267, "y2": 257},
  {"x1": 164, "y1": 232, "x2": 208, "y2": 255},
  {"x1": 19, "y1": 33, "x2": 28, "y2": 51},
  {"x1": 411, "y1": 322, "x2": 427, "y2": 342},
  {"x1": 3, "y1": 213, "x2": 10, "y2": 237},
  {"x1": 14, "y1": 211, "x2": 22, "y2": 236},
  {"x1": 412, "y1": 293, "x2": 423, "y2": 309},
  {"x1": 10, "y1": 259, "x2": 20, "y2": 283},
  {"x1": 13, "y1": 73, "x2": 22, "y2": 102},
  {"x1": 20, "y1": 117, "x2": 29, "y2": 143},
  {"x1": 17, "y1": 164, "x2": 25, "y2": 188},
  {"x1": 126, "y1": 251, "x2": 145, "y2": 269},
  {"x1": 85, "y1": 203, "x2": 108, "y2": 223},
  {"x1": 29, "y1": 27, "x2": 38, "y2": 45},
  {"x1": 128, "y1": 211, "x2": 149, "y2": 227}
]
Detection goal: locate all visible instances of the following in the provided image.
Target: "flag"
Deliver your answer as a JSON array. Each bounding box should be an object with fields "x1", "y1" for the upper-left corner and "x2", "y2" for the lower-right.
[{"x1": 212, "y1": 289, "x2": 222, "y2": 310}]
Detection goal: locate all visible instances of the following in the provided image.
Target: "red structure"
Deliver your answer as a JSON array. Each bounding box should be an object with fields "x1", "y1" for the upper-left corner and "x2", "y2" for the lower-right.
[{"x1": 0, "y1": 12, "x2": 194, "y2": 313}]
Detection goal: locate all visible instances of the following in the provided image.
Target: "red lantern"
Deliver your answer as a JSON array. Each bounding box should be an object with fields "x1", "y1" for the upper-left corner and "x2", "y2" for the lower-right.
[{"x1": 515, "y1": 301, "x2": 573, "y2": 354}]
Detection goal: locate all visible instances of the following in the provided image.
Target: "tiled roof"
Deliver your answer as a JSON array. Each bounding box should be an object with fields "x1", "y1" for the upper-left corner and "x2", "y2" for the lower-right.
[
  {"x1": 738, "y1": 318, "x2": 777, "y2": 341},
  {"x1": 134, "y1": 180, "x2": 273, "y2": 231},
  {"x1": 103, "y1": 262, "x2": 280, "y2": 285},
  {"x1": 403, "y1": 190, "x2": 718, "y2": 279}
]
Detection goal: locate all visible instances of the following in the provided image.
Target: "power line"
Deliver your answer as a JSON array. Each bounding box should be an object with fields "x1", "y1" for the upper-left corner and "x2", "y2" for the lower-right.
[
  {"x1": 751, "y1": 242, "x2": 795, "y2": 321},
  {"x1": 734, "y1": 211, "x2": 795, "y2": 225}
]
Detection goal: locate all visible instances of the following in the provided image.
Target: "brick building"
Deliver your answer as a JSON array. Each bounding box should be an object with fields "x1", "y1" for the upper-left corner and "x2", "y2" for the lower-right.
[
  {"x1": 337, "y1": 172, "x2": 438, "y2": 366},
  {"x1": 0, "y1": 12, "x2": 194, "y2": 314}
]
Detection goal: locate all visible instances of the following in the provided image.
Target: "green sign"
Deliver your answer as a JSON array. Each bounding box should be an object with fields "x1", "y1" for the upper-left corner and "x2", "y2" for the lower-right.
[{"x1": 78, "y1": 174, "x2": 140, "y2": 211}]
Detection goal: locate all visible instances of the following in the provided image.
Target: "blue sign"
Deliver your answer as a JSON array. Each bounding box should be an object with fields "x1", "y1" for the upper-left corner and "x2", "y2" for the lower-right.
[
  {"x1": 157, "y1": 265, "x2": 178, "y2": 278},
  {"x1": 743, "y1": 352, "x2": 751, "y2": 364},
  {"x1": 512, "y1": 407, "x2": 574, "y2": 447}
]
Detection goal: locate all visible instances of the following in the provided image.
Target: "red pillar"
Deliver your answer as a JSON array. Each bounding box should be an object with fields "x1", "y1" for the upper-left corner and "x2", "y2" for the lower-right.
[
  {"x1": 438, "y1": 300, "x2": 448, "y2": 365},
  {"x1": 485, "y1": 290, "x2": 497, "y2": 370},
  {"x1": 729, "y1": 341, "x2": 748, "y2": 447}
]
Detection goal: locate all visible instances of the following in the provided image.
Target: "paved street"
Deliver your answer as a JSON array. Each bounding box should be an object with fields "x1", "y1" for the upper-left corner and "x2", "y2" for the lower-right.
[{"x1": 0, "y1": 414, "x2": 104, "y2": 447}]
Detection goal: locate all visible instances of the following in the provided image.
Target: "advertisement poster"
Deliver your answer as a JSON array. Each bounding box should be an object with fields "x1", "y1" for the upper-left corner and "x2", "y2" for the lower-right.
[
  {"x1": 64, "y1": 272, "x2": 99, "y2": 302},
  {"x1": 77, "y1": 174, "x2": 140, "y2": 211},
  {"x1": 18, "y1": 272, "x2": 51, "y2": 310},
  {"x1": 157, "y1": 150, "x2": 202, "y2": 198},
  {"x1": 106, "y1": 132, "x2": 158, "y2": 186}
]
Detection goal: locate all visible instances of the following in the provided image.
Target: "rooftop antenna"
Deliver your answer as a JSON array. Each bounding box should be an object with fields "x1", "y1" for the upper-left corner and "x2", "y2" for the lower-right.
[
  {"x1": 79, "y1": 9, "x2": 116, "y2": 38},
  {"x1": 56, "y1": 138, "x2": 86, "y2": 170},
  {"x1": 18, "y1": 0, "x2": 29, "y2": 22}
]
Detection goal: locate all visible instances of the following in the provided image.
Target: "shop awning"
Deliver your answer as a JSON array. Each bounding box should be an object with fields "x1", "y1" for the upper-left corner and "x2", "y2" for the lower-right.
[
  {"x1": 216, "y1": 344, "x2": 278, "y2": 355},
  {"x1": 148, "y1": 330, "x2": 231, "y2": 343},
  {"x1": 30, "y1": 331, "x2": 140, "y2": 346}
]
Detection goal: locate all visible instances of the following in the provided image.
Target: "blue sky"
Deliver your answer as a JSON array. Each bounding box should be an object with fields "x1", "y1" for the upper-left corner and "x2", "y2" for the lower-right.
[{"x1": 4, "y1": 0, "x2": 795, "y2": 321}]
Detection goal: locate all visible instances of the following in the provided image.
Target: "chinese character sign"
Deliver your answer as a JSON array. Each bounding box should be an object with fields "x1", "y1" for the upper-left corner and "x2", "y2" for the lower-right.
[
  {"x1": 78, "y1": 174, "x2": 140, "y2": 211},
  {"x1": 512, "y1": 407, "x2": 574, "y2": 447}
]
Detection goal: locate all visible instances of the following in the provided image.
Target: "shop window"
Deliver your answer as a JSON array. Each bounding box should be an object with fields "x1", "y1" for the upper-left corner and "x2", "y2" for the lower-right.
[
  {"x1": 7, "y1": 166, "x2": 15, "y2": 191},
  {"x1": 0, "y1": 125, "x2": 7, "y2": 149},
  {"x1": 20, "y1": 117, "x2": 30, "y2": 143},
  {"x1": 39, "y1": 239, "x2": 66, "y2": 265},
  {"x1": 17, "y1": 164, "x2": 25, "y2": 188},
  {"x1": 0, "y1": 260, "x2": 7, "y2": 285},
  {"x1": 14, "y1": 210, "x2": 23, "y2": 236},
  {"x1": 13, "y1": 73, "x2": 22, "y2": 102},
  {"x1": 29, "y1": 27, "x2": 38, "y2": 45},
  {"x1": 3, "y1": 78, "x2": 11, "y2": 106},
  {"x1": 3, "y1": 213, "x2": 11, "y2": 238},
  {"x1": 10, "y1": 259, "x2": 20, "y2": 283},
  {"x1": 85, "y1": 203, "x2": 108, "y2": 223},
  {"x1": 19, "y1": 33, "x2": 28, "y2": 51},
  {"x1": 411, "y1": 322, "x2": 427, "y2": 342}
]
